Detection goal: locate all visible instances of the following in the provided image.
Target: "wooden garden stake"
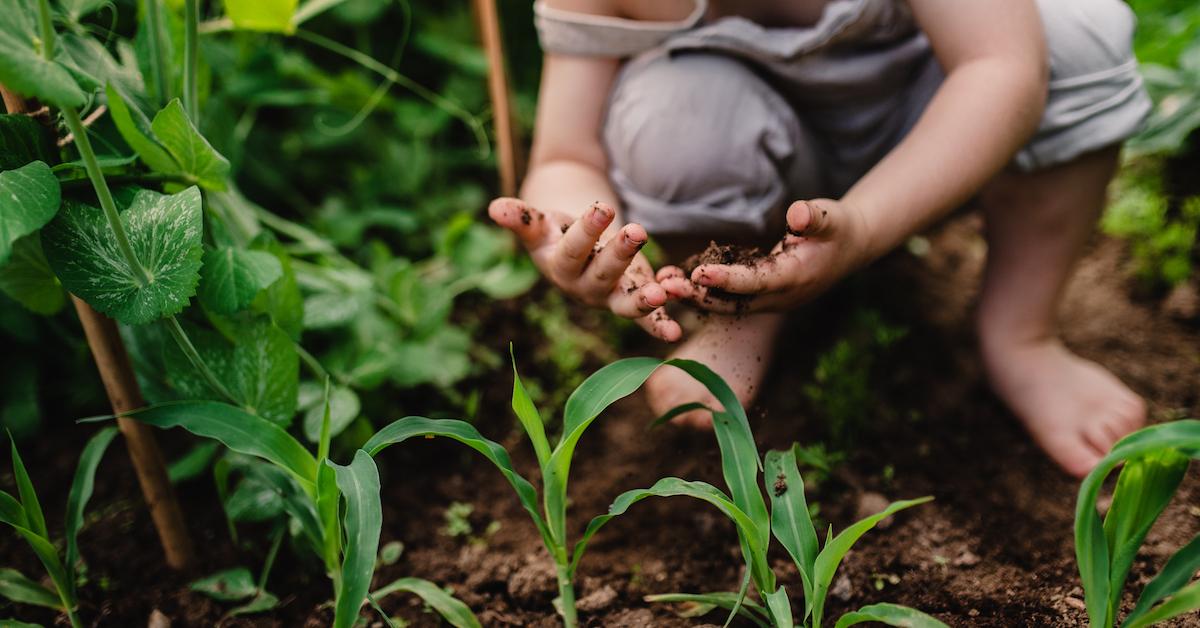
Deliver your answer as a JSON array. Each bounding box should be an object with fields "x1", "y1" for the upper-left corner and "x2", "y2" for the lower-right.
[
  {"x1": 2, "y1": 86, "x2": 196, "y2": 571},
  {"x1": 472, "y1": 0, "x2": 523, "y2": 196}
]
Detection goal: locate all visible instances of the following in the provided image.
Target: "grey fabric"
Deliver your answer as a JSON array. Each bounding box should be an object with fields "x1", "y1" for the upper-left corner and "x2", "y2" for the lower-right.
[{"x1": 539, "y1": 0, "x2": 1152, "y2": 237}]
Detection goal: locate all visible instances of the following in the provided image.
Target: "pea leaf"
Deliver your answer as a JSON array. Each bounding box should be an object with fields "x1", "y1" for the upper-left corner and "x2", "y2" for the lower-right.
[
  {"x1": 0, "y1": 0, "x2": 87, "y2": 107},
  {"x1": 0, "y1": 114, "x2": 56, "y2": 170},
  {"x1": 330, "y1": 450, "x2": 382, "y2": 628},
  {"x1": 0, "y1": 161, "x2": 60, "y2": 265},
  {"x1": 228, "y1": 590, "x2": 280, "y2": 616},
  {"x1": 42, "y1": 187, "x2": 204, "y2": 325},
  {"x1": 59, "y1": 0, "x2": 110, "y2": 20},
  {"x1": 223, "y1": 0, "x2": 299, "y2": 34},
  {"x1": 105, "y1": 84, "x2": 178, "y2": 174},
  {"x1": 302, "y1": 386, "x2": 360, "y2": 443},
  {"x1": 151, "y1": 99, "x2": 231, "y2": 190},
  {"x1": 0, "y1": 233, "x2": 65, "y2": 314},
  {"x1": 199, "y1": 247, "x2": 282, "y2": 314},
  {"x1": 190, "y1": 567, "x2": 258, "y2": 601}
]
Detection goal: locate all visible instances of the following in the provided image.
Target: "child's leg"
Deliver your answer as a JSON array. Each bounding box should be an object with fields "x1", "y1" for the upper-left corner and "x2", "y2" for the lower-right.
[{"x1": 976, "y1": 146, "x2": 1145, "y2": 477}]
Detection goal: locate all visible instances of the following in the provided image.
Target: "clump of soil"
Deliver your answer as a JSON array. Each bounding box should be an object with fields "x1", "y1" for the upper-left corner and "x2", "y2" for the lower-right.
[{"x1": 682, "y1": 241, "x2": 765, "y2": 275}]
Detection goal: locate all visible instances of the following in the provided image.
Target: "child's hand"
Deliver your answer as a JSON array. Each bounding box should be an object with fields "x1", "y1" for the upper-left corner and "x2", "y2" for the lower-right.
[
  {"x1": 659, "y1": 199, "x2": 870, "y2": 314},
  {"x1": 489, "y1": 197, "x2": 682, "y2": 342}
]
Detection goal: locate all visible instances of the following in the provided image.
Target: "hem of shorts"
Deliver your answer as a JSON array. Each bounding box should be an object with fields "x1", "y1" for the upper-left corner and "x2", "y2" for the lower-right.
[{"x1": 1014, "y1": 92, "x2": 1152, "y2": 172}]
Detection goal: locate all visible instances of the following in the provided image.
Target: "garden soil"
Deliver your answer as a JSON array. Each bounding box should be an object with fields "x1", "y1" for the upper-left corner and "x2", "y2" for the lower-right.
[{"x1": 4, "y1": 210, "x2": 1199, "y2": 627}]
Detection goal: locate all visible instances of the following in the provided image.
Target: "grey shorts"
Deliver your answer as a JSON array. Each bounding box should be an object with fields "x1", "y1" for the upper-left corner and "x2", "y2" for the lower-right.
[{"x1": 539, "y1": 0, "x2": 1152, "y2": 238}]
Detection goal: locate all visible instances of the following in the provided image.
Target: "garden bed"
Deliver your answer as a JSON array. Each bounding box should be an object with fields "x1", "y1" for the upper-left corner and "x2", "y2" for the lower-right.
[{"x1": 5, "y1": 212, "x2": 1198, "y2": 627}]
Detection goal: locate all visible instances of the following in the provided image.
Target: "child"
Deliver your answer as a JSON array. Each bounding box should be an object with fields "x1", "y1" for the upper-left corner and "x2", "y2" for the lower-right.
[{"x1": 488, "y1": 0, "x2": 1151, "y2": 478}]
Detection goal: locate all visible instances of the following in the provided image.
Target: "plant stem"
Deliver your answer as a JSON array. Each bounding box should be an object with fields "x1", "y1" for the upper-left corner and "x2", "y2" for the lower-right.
[
  {"x1": 183, "y1": 0, "x2": 199, "y2": 118},
  {"x1": 36, "y1": 0, "x2": 56, "y2": 58},
  {"x1": 59, "y1": 172, "x2": 196, "y2": 190},
  {"x1": 164, "y1": 315, "x2": 240, "y2": 405},
  {"x1": 555, "y1": 562, "x2": 578, "y2": 628},
  {"x1": 143, "y1": 0, "x2": 171, "y2": 106},
  {"x1": 63, "y1": 604, "x2": 84, "y2": 628}
]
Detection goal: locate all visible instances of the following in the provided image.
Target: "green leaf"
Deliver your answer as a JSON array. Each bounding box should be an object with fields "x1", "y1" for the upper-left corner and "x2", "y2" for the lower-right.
[
  {"x1": 64, "y1": 427, "x2": 118, "y2": 591},
  {"x1": 330, "y1": 450, "x2": 382, "y2": 628},
  {"x1": 372, "y1": 578, "x2": 481, "y2": 628},
  {"x1": 765, "y1": 447, "x2": 818, "y2": 599},
  {"x1": 1124, "y1": 580, "x2": 1200, "y2": 628},
  {"x1": 42, "y1": 187, "x2": 204, "y2": 325},
  {"x1": 569, "y1": 477, "x2": 767, "y2": 585},
  {"x1": 833, "y1": 602, "x2": 950, "y2": 628},
  {"x1": 763, "y1": 587, "x2": 794, "y2": 628},
  {"x1": 190, "y1": 567, "x2": 258, "y2": 601},
  {"x1": 1124, "y1": 533, "x2": 1200, "y2": 626},
  {"x1": 167, "y1": 441, "x2": 221, "y2": 483},
  {"x1": 363, "y1": 417, "x2": 552, "y2": 549},
  {"x1": 227, "y1": 590, "x2": 280, "y2": 616},
  {"x1": 0, "y1": 490, "x2": 25, "y2": 528},
  {"x1": 0, "y1": 567, "x2": 61, "y2": 609},
  {"x1": 249, "y1": 236, "x2": 302, "y2": 340},
  {"x1": 302, "y1": 385, "x2": 359, "y2": 443},
  {"x1": 0, "y1": 114, "x2": 56, "y2": 170},
  {"x1": 811, "y1": 497, "x2": 933, "y2": 626},
  {"x1": 60, "y1": 0, "x2": 109, "y2": 20},
  {"x1": 150, "y1": 99, "x2": 231, "y2": 190},
  {"x1": 509, "y1": 348, "x2": 550, "y2": 467},
  {"x1": 105, "y1": 84, "x2": 178, "y2": 174},
  {"x1": 1076, "y1": 420, "x2": 1200, "y2": 627},
  {"x1": 10, "y1": 434, "x2": 47, "y2": 538},
  {"x1": 224, "y1": 473, "x2": 285, "y2": 522},
  {"x1": 0, "y1": 233, "x2": 65, "y2": 315},
  {"x1": 1103, "y1": 448, "x2": 1189, "y2": 618},
  {"x1": 223, "y1": 0, "x2": 299, "y2": 33},
  {"x1": 0, "y1": 618, "x2": 46, "y2": 627},
  {"x1": 0, "y1": 161, "x2": 60, "y2": 265},
  {"x1": 0, "y1": 0, "x2": 87, "y2": 107},
  {"x1": 199, "y1": 247, "x2": 282, "y2": 314},
  {"x1": 112, "y1": 400, "x2": 318, "y2": 491},
  {"x1": 643, "y1": 592, "x2": 770, "y2": 627}
]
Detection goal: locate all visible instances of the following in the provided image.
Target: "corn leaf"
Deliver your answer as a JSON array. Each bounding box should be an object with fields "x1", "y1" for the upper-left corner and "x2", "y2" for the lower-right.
[
  {"x1": 0, "y1": 567, "x2": 61, "y2": 609},
  {"x1": 372, "y1": 577, "x2": 481, "y2": 628},
  {"x1": 643, "y1": 592, "x2": 771, "y2": 627},
  {"x1": 109, "y1": 400, "x2": 318, "y2": 492},
  {"x1": 509, "y1": 349, "x2": 550, "y2": 467},
  {"x1": 364, "y1": 416, "x2": 551, "y2": 548},
  {"x1": 1103, "y1": 448, "x2": 1189, "y2": 619},
  {"x1": 765, "y1": 447, "x2": 818, "y2": 600},
  {"x1": 763, "y1": 587, "x2": 794, "y2": 628},
  {"x1": 9, "y1": 435, "x2": 47, "y2": 539},
  {"x1": 1123, "y1": 533, "x2": 1200, "y2": 626},
  {"x1": 833, "y1": 602, "x2": 950, "y2": 628},
  {"x1": 1076, "y1": 420, "x2": 1200, "y2": 627},
  {"x1": 64, "y1": 426, "x2": 118, "y2": 592},
  {"x1": 568, "y1": 477, "x2": 767, "y2": 584},
  {"x1": 650, "y1": 402, "x2": 713, "y2": 428},
  {"x1": 0, "y1": 491, "x2": 26, "y2": 528},
  {"x1": 810, "y1": 497, "x2": 933, "y2": 626},
  {"x1": 330, "y1": 451, "x2": 382, "y2": 628},
  {"x1": 1123, "y1": 580, "x2": 1200, "y2": 628}
]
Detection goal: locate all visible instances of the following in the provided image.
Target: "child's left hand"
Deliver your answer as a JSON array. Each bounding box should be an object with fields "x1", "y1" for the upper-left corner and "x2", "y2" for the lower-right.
[{"x1": 659, "y1": 199, "x2": 871, "y2": 314}]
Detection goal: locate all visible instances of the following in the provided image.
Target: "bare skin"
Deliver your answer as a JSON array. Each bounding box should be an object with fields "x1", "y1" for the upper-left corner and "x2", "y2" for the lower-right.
[{"x1": 493, "y1": 0, "x2": 1145, "y2": 477}]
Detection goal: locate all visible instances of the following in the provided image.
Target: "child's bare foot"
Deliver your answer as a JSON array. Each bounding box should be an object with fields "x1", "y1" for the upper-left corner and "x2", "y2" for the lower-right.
[
  {"x1": 981, "y1": 335, "x2": 1146, "y2": 478},
  {"x1": 645, "y1": 312, "x2": 785, "y2": 428}
]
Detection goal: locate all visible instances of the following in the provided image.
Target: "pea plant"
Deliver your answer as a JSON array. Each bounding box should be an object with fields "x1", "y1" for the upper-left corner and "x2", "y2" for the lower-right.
[
  {"x1": 96, "y1": 383, "x2": 480, "y2": 628},
  {"x1": 1075, "y1": 419, "x2": 1200, "y2": 628},
  {"x1": 0, "y1": 428, "x2": 117, "y2": 628},
  {"x1": 579, "y1": 409, "x2": 941, "y2": 626}
]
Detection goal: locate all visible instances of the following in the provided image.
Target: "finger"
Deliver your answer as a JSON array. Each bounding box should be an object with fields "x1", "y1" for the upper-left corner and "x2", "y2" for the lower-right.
[
  {"x1": 786, "y1": 199, "x2": 836, "y2": 239},
  {"x1": 488, "y1": 197, "x2": 552, "y2": 248},
  {"x1": 634, "y1": 307, "x2": 683, "y2": 342},
  {"x1": 581, "y1": 224, "x2": 647, "y2": 292},
  {"x1": 554, "y1": 202, "x2": 615, "y2": 278},
  {"x1": 692, "y1": 257, "x2": 792, "y2": 295},
  {"x1": 660, "y1": 277, "x2": 746, "y2": 315},
  {"x1": 609, "y1": 280, "x2": 667, "y2": 318},
  {"x1": 656, "y1": 265, "x2": 686, "y2": 282}
]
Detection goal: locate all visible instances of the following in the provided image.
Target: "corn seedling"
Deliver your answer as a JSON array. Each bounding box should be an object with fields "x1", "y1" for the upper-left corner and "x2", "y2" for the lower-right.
[
  {"x1": 92, "y1": 383, "x2": 479, "y2": 628},
  {"x1": 585, "y1": 413, "x2": 940, "y2": 626},
  {"x1": 0, "y1": 428, "x2": 117, "y2": 627},
  {"x1": 360, "y1": 353, "x2": 751, "y2": 627},
  {"x1": 1075, "y1": 419, "x2": 1200, "y2": 627}
]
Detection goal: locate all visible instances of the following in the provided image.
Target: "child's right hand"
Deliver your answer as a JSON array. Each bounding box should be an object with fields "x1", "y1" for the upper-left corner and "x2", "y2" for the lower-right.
[{"x1": 489, "y1": 198, "x2": 682, "y2": 342}]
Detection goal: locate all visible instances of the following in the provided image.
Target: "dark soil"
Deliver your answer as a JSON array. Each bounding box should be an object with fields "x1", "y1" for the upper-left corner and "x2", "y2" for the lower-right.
[{"x1": 4, "y1": 211, "x2": 1200, "y2": 627}]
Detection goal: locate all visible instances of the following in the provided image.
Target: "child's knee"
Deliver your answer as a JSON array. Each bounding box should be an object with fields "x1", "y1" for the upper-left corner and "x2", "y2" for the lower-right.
[{"x1": 604, "y1": 52, "x2": 821, "y2": 238}]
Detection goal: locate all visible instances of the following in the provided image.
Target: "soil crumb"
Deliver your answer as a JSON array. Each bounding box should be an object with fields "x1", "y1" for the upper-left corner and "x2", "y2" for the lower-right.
[{"x1": 683, "y1": 241, "x2": 764, "y2": 274}]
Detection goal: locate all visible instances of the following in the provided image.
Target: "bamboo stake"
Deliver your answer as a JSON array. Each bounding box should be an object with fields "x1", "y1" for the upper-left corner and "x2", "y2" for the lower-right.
[
  {"x1": 472, "y1": 0, "x2": 523, "y2": 197},
  {"x1": 2, "y1": 87, "x2": 195, "y2": 570}
]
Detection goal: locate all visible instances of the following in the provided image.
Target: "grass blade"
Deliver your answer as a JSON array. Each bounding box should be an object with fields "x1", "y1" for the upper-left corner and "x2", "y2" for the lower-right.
[
  {"x1": 833, "y1": 602, "x2": 950, "y2": 628},
  {"x1": 510, "y1": 347, "x2": 551, "y2": 467},
  {"x1": 0, "y1": 567, "x2": 62, "y2": 609},
  {"x1": 106, "y1": 401, "x2": 318, "y2": 492},
  {"x1": 364, "y1": 417, "x2": 552, "y2": 548},
  {"x1": 372, "y1": 577, "x2": 481, "y2": 628},
  {"x1": 1124, "y1": 580, "x2": 1200, "y2": 628},
  {"x1": 811, "y1": 497, "x2": 933, "y2": 626},
  {"x1": 643, "y1": 592, "x2": 771, "y2": 627},
  {"x1": 1103, "y1": 448, "x2": 1189, "y2": 618},
  {"x1": 1123, "y1": 533, "x2": 1200, "y2": 626},
  {"x1": 765, "y1": 447, "x2": 819, "y2": 599},
  {"x1": 64, "y1": 427, "x2": 118, "y2": 591},
  {"x1": 330, "y1": 451, "x2": 382, "y2": 628}
]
